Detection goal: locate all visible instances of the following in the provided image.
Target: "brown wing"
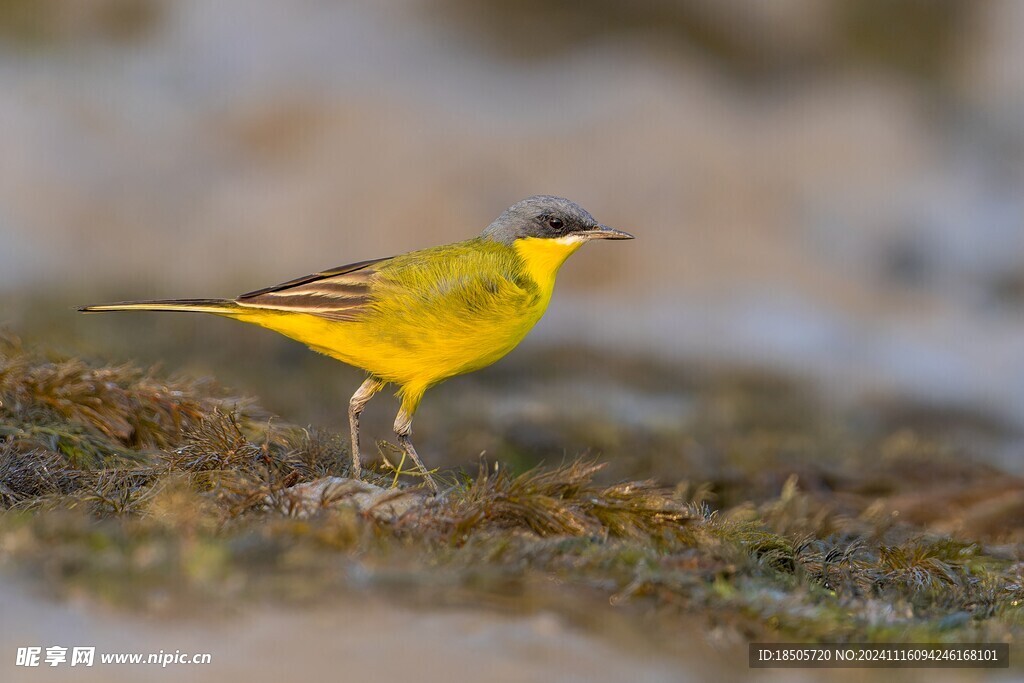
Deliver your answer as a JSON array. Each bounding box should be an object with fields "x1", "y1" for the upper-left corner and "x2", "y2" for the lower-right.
[{"x1": 235, "y1": 257, "x2": 390, "y2": 322}]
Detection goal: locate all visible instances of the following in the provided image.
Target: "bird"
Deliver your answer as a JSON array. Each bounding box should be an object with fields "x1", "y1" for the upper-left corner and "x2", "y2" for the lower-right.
[{"x1": 80, "y1": 195, "x2": 634, "y2": 492}]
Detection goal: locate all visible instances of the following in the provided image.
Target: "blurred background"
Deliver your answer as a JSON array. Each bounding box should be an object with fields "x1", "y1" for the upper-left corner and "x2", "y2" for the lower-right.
[{"x1": 2, "y1": 2, "x2": 1024, "y2": 681}]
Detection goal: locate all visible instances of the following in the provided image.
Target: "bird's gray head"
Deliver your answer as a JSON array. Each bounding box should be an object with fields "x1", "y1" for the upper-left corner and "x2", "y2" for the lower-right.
[{"x1": 482, "y1": 195, "x2": 634, "y2": 245}]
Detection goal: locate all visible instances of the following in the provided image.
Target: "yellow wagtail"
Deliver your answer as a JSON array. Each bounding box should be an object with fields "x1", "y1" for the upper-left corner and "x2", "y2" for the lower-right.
[{"x1": 81, "y1": 196, "x2": 634, "y2": 492}]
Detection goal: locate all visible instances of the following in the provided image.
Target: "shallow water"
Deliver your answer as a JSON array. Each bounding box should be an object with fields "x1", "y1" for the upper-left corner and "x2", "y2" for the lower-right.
[{"x1": 0, "y1": 577, "x2": 698, "y2": 683}]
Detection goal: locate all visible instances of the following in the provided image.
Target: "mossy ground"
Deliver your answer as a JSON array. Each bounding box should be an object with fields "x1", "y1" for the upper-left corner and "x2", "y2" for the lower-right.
[{"x1": 1, "y1": 330, "x2": 1022, "y2": 653}]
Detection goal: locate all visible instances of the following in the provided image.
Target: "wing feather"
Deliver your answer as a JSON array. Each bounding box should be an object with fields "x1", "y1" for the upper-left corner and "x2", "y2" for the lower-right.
[{"x1": 235, "y1": 256, "x2": 390, "y2": 322}]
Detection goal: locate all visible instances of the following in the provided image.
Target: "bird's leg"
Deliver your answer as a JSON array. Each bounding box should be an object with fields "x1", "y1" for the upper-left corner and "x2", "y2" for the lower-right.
[
  {"x1": 393, "y1": 408, "x2": 438, "y2": 493},
  {"x1": 348, "y1": 377, "x2": 384, "y2": 480}
]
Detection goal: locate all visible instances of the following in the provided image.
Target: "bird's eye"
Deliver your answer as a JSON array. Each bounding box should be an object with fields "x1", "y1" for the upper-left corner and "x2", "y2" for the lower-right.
[{"x1": 547, "y1": 217, "x2": 564, "y2": 230}]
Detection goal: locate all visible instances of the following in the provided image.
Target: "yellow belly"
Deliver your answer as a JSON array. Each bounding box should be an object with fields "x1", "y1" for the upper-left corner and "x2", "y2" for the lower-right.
[{"x1": 238, "y1": 289, "x2": 548, "y2": 391}]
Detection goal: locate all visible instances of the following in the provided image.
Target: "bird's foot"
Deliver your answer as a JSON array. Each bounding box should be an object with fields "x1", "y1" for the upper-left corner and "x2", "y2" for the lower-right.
[{"x1": 421, "y1": 471, "x2": 439, "y2": 495}]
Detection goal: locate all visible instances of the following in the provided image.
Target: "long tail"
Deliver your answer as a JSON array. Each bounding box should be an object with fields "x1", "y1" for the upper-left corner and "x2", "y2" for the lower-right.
[{"x1": 79, "y1": 298, "x2": 240, "y2": 315}]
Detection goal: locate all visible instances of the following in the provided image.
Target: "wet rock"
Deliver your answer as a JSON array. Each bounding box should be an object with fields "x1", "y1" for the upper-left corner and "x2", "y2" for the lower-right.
[{"x1": 274, "y1": 477, "x2": 426, "y2": 520}]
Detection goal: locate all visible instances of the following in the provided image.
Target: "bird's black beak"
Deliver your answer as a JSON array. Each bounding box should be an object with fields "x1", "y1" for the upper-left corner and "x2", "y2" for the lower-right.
[{"x1": 580, "y1": 224, "x2": 635, "y2": 240}]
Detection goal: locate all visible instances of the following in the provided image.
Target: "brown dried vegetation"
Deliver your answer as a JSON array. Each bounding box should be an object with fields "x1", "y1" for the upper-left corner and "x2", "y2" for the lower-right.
[{"x1": 1, "y1": 331, "x2": 1022, "y2": 644}]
